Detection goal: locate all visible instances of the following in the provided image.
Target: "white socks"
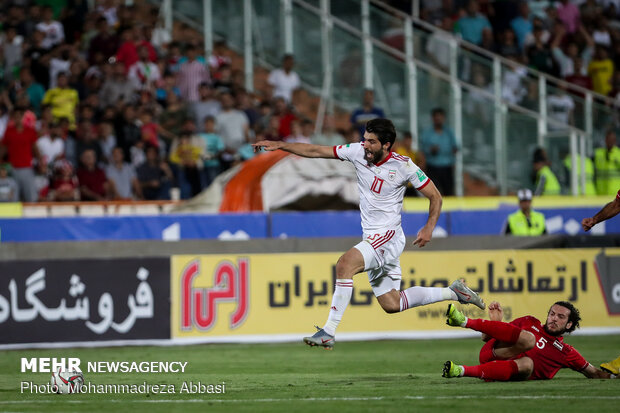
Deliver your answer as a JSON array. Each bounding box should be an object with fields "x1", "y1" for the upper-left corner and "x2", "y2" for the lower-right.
[
  {"x1": 322, "y1": 279, "x2": 353, "y2": 336},
  {"x1": 399, "y1": 287, "x2": 457, "y2": 312}
]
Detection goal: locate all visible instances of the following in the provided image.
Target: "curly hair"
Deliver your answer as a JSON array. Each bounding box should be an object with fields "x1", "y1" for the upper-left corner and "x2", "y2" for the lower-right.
[{"x1": 552, "y1": 301, "x2": 581, "y2": 333}]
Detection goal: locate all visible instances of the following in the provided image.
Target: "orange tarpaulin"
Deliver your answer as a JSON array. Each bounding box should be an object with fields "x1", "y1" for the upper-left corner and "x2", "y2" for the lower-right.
[{"x1": 219, "y1": 151, "x2": 290, "y2": 212}]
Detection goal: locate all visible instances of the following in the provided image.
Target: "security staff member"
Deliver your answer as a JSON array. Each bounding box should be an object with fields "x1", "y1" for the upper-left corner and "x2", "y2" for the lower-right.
[
  {"x1": 504, "y1": 189, "x2": 547, "y2": 236},
  {"x1": 594, "y1": 130, "x2": 620, "y2": 195}
]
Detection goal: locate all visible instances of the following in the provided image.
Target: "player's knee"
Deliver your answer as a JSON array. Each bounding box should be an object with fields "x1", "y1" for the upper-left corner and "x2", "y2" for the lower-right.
[
  {"x1": 516, "y1": 357, "x2": 534, "y2": 377},
  {"x1": 518, "y1": 331, "x2": 536, "y2": 351},
  {"x1": 336, "y1": 254, "x2": 358, "y2": 279},
  {"x1": 381, "y1": 302, "x2": 400, "y2": 314}
]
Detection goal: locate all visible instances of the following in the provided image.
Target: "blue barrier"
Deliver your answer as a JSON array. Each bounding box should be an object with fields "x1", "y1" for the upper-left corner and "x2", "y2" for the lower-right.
[
  {"x1": 0, "y1": 214, "x2": 268, "y2": 242},
  {"x1": 1, "y1": 208, "x2": 617, "y2": 242},
  {"x1": 270, "y1": 212, "x2": 449, "y2": 238}
]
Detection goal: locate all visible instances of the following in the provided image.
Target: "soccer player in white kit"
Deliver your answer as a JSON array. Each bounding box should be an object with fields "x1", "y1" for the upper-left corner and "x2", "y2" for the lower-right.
[{"x1": 253, "y1": 118, "x2": 485, "y2": 349}]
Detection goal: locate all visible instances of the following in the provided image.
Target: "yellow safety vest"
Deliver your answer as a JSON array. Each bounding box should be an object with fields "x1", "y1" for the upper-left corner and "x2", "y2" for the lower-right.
[
  {"x1": 563, "y1": 155, "x2": 596, "y2": 195},
  {"x1": 594, "y1": 147, "x2": 620, "y2": 195},
  {"x1": 507, "y1": 210, "x2": 546, "y2": 236},
  {"x1": 536, "y1": 166, "x2": 561, "y2": 195}
]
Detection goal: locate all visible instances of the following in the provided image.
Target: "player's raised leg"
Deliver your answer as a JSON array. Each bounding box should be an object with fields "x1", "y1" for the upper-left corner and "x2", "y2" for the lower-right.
[
  {"x1": 303, "y1": 247, "x2": 365, "y2": 349},
  {"x1": 375, "y1": 279, "x2": 485, "y2": 314},
  {"x1": 446, "y1": 304, "x2": 535, "y2": 358}
]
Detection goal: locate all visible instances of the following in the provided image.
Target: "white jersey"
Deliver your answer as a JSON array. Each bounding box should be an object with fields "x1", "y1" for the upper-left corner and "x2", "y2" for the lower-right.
[{"x1": 333, "y1": 142, "x2": 430, "y2": 233}]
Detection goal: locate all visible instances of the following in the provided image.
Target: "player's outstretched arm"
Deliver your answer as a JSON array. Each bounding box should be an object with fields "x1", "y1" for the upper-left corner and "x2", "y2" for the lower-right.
[
  {"x1": 252, "y1": 140, "x2": 336, "y2": 159},
  {"x1": 413, "y1": 180, "x2": 442, "y2": 248},
  {"x1": 582, "y1": 198, "x2": 620, "y2": 231},
  {"x1": 580, "y1": 363, "x2": 617, "y2": 379}
]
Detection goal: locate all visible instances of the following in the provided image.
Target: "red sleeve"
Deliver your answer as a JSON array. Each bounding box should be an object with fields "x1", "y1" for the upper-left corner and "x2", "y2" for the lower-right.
[
  {"x1": 509, "y1": 316, "x2": 534, "y2": 328},
  {"x1": 616, "y1": 190, "x2": 619, "y2": 200},
  {"x1": 565, "y1": 345, "x2": 589, "y2": 372},
  {"x1": 333, "y1": 145, "x2": 342, "y2": 160}
]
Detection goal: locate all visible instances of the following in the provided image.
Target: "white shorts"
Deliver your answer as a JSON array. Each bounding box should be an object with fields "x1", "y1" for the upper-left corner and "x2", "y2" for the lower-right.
[{"x1": 353, "y1": 227, "x2": 405, "y2": 297}]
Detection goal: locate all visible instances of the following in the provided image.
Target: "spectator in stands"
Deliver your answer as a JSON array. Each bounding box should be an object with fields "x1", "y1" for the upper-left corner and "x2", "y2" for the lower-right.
[
  {"x1": 344, "y1": 126, "x2": 361, "y2": 144},
  {"x1": 547, "y1": 84, "x2": 575, "y2": 130},
  {"x1": 237, "y1": 90, "x2": 259, "y2": 128},
  {"x1": 159, "y1": 92, "x2": 190, "y2": 143},
  {"x1": 215, "y1": 91, "x2": 249, "y2": 162},
  {"x1": 533, "y1": 147, "x2": 561, "y2": 195},
  {"x1": 565, "y1": 57, "x2": 593, "y2": 91},
  {"x1": 14, "y1": 68, "x2": 46, "y2": 117},
  {"x1": 0, "y1": 163, "x2": 20, "y2": 202},
  {"x1": 311, "y1": 115, "x2": 345, "y2": 146},
  {"x1": 75, "y1": 119, "x2": 104, "y2": 163},
  {"x1": 273, "y1": 96, "x2": 296, "y2": 139},
  {"x1": 98, "y1": 121, "x2": 117, "y2": 164},
  {"x1": 502, "y1": 56, "x2": 528, "y2": 105},
  {"x1": 504, "y1": 189, "x2": 547, "y2": 235},
  {"x1": 551, "y1": 25, "x2": 594, "y2": 78},
  {"x1": 49, "y1": 159, "x2": 79, "y2": 201},
  {"x1": 396, "y1": 130, "x2": 424, "y2": 171},
  {"x1": 557, "y1": 0, "x2": 581, "y2": 34},
  {"x1": 128, "y1": 45, "x2": 161, "y2": 93},
  {"x1": 350, "y1": 89, "x2": 385, "y2": 138},
  {"x1": 510, "y1": 1, "x2": 533, "y2": 51},
  {"x1": 497, "y1": 29, "x2": 520, "y2": 59},
  {"x1": 191, "y1": 83, "x2": 221, "y2": 131},
  {"x1": 106, "y1": 146, "x2": 142, "y2": 200},
  {"x1": 284, "y1": 119, "x2": 312, "y2": 144},
  {"x1": 454, "y1": 0, "x2": 492, "y2": 46},
  {"x1": 42, "y1": 72, "x2": 79, "y2": 129},
  {"x1": 156, "y1": 71, "x2": 181, "y2": 106},
  {"x1": 36, "y1": 6, "x2": 65, "y2": 50},
  {"x1": 263, "y1": 114, "x2": 283, "y2": 142},
  {"x1": 0, "y1": 107, "x2": 39, "y2": 202},
  {"x1": 116, "y1": 24, "x2": 157, "y2": 72},
  {"x1": 25, "y1": 29, "x2": 50, "y2": 88},
  {"x1": 420, "y1": 107, "x2": 458, "y2": 196},
  {"x1": 77, "y1": 148, "x2": 117, "y2": 201},
  {"x1": 169, "y1": 130, "x2": 204, "y2": 198},
  {"x1": 208, "y1": 40, "x2": 232, "y2": 71},
  {"x1": 526, "y1": 26, "x2": 555, "y2": 74},
  {"x1": 212, "y1": 64, "x2": 233, "y2": 94},
  {"x1": 426, "y1": 17, "x2": 453, "y2": 72},
  {"x1": 137, "y1": 144, "x2": 173, "y2": 200},
  {"x1": 199, "y1": 116, "x2": 224, "y2": 187},
  {"x1": 36, "y1": 121, "x2": 65, "y2": 166},
  {"x1": 588, "y1": 45, "x2": 615, "y2": 96},
  {"x1": 89, "y1": 16, "x2": 120, "y2": 65},
  {"x1": 33, "y1": 161, "x2": 49, "y2": 202},
  {"x1": 594, "y1": 130, "x2": 620, "y2": 195},
  {"x1": 2, "y1": 25, "x2": 24, "y2": 84},
  {"x1": 114, "y1": 104, "x2": 141, "y2": 161},
  {"x1": 268, "y1": 54, "x2": 300, "y2": 103},
  {"x1": 99, "y1": 62, "x2": 134, "y2": 108},
  {"x1": 177, "y1": 44, "x2": 210, "y2": 102}
]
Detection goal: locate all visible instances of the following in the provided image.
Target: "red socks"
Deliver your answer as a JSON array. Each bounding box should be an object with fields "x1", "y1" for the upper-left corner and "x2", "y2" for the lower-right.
[
  {"x1": 463, "y1": 360, "x2": 519, "y2": 381},
  {"x1": 465, "y1": 318, "x2": 522, "y2": 343}
]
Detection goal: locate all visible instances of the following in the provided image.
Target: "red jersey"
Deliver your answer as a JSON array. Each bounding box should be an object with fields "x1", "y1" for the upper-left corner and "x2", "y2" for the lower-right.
[
  {"x1": 510, "y1": 316, "x2": 589, "y2": 380},
  {"x1": 2, "y1": 125, "x2": 38, "y2": 168}
]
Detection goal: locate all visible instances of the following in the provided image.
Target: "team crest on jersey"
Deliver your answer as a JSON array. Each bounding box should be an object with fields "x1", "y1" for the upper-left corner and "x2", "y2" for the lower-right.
[
  {"x1": 553, "y1": 340, "x2": 564, "y2": 351},
  {"x1": 388, "y1": 170, "x2": 396, "y2": 180},
  {"x1": 375, "y1": 167, "x2": 381, "y2": 174},
  {"x1": 416, "y1": 170, "x2": 427, "y2": 181}
]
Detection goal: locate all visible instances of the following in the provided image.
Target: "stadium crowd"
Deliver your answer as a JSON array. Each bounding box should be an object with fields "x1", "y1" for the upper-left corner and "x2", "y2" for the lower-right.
[
  {"x1": 1, "y1": 0, "x2": 619, "y2": 203},
  {"x1": 0, "y1": 0, "x2": 366, "y2": 203}
]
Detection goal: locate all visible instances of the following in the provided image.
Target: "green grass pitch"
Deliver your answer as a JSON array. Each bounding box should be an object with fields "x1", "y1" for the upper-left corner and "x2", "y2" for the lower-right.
[{"x1": 1, "y1": 335, "x2": 619, "y2": 412}]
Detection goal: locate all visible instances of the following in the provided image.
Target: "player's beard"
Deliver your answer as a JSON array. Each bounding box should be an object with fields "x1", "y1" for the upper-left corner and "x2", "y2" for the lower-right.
[
  {"x1": 365, "y1": 147, "x2": 384, "y2": 164},
  {"x1": 543, "y1": 323, "x2": 565, "y2": 337}
]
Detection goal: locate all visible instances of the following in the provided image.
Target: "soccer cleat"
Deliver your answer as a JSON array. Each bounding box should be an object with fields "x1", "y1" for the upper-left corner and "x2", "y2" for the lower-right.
[
  {"x1": 442, "y1": 360, "x2": 464, "y2": 378},
  {"x1": 449, "y1": 279, "x2": 486, "y2": 310},
  {"x1": 600, "y1": 355, "x2": 620, "y2": 375},
  {"x1": 446, "y1": 303, "x2": 466, "y2": 327},
  {"x1": 303, "y1": 326, "x2": 335, "y2": 350}
]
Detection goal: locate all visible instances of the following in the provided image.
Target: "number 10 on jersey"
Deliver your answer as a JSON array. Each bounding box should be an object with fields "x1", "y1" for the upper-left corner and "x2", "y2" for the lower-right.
[{"x1": 371, "y1": 176, "x2": 384, "y2": 194}]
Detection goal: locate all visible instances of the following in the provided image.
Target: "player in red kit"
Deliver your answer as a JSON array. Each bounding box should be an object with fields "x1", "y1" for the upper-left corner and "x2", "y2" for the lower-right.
[
  {"x1": 581, "y1": 189, "x2": 620, "y2": 231},
  {"x1": 442, "y1": 301, "x2": 617, "y2": 380}
]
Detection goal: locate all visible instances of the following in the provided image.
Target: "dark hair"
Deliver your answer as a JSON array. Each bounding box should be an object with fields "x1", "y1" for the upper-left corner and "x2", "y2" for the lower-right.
[
  {"x1": 552, "y1": 301, "x2": 581, "y2": 333},
  {"x1": 365, "y1": 118, "x2": 396, "y2": 150},
  {"x1": 431, "y1": 107, "x2": 445, "y2": 116},
  {"x1": 533, "y1": 147, "x2": 547, "y2": 163}
]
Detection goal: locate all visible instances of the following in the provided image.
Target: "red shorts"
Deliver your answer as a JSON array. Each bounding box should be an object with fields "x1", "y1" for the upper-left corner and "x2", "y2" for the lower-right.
[{"x1": 479, "y1": 338, "x2": 526, "y2": 363}]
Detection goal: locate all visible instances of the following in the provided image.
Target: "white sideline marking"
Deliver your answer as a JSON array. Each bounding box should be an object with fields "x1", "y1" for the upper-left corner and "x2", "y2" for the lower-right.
[
  {"x1": 2, "y1": 395, "x2": 620, "y2": 404},
  {"x1": 2, "y1": 327, "x2": 619, "y2": 350}
]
